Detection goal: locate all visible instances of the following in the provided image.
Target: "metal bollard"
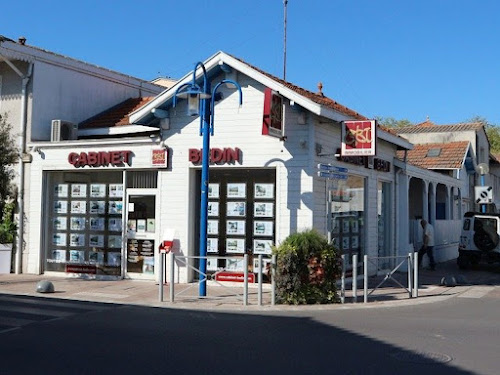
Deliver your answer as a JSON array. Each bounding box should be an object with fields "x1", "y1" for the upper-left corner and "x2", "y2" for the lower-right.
[
  {"x1": 158, "y1": 252, "x2": 164, "y2": 302},
  {"x1": 413, "y1": 252, "x2": 418, "y2": 298},
  {"x1": 408, "y1": 252, "x2": 413, "y2": 298},
  {"x1": 169, "y1": 252, "x2": 175, "y2": 302},
  {"x1": 341, "y1": 254, "x2": 346, "y2": 304},
  {"x1": 363, "y1": 254, "x2": 368, "y2": 303},
  {"x1": 271, "y1": 255, "x2": 276, "y2": 306},
  {"x1": 352, "y1": 254, "x2": 358, "y2": 303},
  {"x1": 258, "y1": 254, "x2": 263, "y2": 306},
  {"x1": 243, "y1": 254, "x2": 249, "y2": 306}
]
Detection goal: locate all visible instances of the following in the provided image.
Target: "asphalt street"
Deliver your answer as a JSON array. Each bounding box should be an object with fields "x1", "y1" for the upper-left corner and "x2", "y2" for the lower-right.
[{"x1": 0, "y1": 285, "x2": 498, "y2": 375}]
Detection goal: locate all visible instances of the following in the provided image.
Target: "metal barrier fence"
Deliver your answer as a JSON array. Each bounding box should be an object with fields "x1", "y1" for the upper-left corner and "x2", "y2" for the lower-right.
[
  {"x1": 160, "y1": 252, "x2": 419, "y2": 305},
  {"x1": 159, "y1": 253, "x2": 277, "y2": 306},
  {"x1": 341, "y1": 252, "x2": 419, "y2": 303}
]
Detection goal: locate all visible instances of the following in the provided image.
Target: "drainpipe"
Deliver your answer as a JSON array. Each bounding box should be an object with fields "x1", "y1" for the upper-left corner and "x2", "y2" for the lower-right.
[{"x1": 15, "y1": 63, "x2": 33, "y2": 274}]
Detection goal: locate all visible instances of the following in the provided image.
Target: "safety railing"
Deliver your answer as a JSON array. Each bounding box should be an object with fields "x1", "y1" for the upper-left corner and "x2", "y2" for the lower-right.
[
  {"x1": 340, "y1": 252, "x2": 419, "y2": 303},
  {"x1": 158, "y1": 253, "x2": 277, "y2": 306}
]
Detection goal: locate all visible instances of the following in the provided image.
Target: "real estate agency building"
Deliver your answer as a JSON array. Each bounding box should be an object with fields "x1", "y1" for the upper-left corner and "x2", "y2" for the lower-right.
[{"x1": 25, "y1": 52, "x2": 412, "y2": 282}]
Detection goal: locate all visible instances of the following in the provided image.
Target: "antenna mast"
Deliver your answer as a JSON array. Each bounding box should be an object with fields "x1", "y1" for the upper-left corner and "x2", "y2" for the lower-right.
[{"x1": 283, "y1": 0, "x2": 288, "y2": 80}]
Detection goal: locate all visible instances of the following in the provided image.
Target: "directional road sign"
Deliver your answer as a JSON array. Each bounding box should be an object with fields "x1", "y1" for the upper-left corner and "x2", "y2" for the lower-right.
[
  {"x1": 317, "y1": 171, "x2": 349, "y2": 180},
  {"x1": 317, "y1": 163, "x2": 348, "y2": 173}
]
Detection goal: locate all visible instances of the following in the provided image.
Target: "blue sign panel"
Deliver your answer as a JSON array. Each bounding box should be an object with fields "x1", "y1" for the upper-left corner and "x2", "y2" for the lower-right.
[
  {"x1": 317, "y1": 171, "x2": 349, "y2": 180},
  {"x1": 317, "y1": 163, "x2": 348, "y2": 173}
]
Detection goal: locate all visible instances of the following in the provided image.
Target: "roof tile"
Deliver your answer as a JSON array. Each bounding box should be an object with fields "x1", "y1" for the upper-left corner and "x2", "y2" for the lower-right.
[
  {"x1": 395, "y1": 122, "x2": 483, "y2": 134},
  {"x1": 79, "y1": 97, "x2": 154, "y2": 128},
  {"x1": 396, "y1": 141, "x2": 469, "y2": 169}
]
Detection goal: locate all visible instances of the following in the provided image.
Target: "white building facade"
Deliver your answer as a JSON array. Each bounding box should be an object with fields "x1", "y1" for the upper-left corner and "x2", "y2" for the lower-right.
[
  {"x1": 0, "y1": 35, "x2": 163, "y2": 273},
  {"x1": 25, "y1": 52, "x2": 414, "y2": 282}
]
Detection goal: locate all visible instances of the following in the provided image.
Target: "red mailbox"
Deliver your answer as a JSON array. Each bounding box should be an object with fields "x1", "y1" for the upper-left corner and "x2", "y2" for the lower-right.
[{"x1": 159, "y1": 240, "x2": 173, "y2": 253}]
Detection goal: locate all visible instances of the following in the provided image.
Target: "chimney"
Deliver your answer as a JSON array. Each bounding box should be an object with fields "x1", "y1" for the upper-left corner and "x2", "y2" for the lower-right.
[
  {"x1": 18, "y1": 36, "x2": 26, "y2": 45},
  {"x1": 317, "y1": 82, "x2": 324, "y2": 97}
]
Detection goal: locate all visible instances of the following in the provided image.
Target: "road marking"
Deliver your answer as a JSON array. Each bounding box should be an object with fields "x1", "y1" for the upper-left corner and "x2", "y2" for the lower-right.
[
  {"x1": 458, "y1": 286, "x2": 495, "y2": 298},
  {"x1": 0, "y1": 305, "x2": 74, "y2": 317},
  {"x1": 74, "y1": 292, "x2": 129, "y2": 299},
  {"x1": 0, "y1": 295, "x2": 107, "y2": 311},
  {"x1": 0, "y1": 296, "x2": 113, "y2": 335}
]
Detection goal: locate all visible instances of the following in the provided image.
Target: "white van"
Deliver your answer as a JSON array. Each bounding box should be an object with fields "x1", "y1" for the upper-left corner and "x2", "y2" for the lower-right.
[{"x1": 458, "y1": 212, "x2": 500, "y2": 269}]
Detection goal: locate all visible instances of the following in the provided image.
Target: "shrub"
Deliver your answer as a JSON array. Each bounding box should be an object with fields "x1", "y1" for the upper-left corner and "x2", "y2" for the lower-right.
[
  {"x1": 273, "y1": 229, "x2": 342, "y2": 304},
  {"x1": 0, "y1": 202, "x2": 16, "y2": 243}
]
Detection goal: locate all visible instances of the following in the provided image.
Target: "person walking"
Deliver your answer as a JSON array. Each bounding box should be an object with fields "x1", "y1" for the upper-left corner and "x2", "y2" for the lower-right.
[{"x1": 418, "y1": 219, "x2": 436, "y2": 270}]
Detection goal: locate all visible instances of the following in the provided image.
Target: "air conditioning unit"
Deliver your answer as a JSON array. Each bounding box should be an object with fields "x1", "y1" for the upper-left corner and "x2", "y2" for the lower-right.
[{"x1": 51, "y1": 120, "x2": 78, "y2": 141}]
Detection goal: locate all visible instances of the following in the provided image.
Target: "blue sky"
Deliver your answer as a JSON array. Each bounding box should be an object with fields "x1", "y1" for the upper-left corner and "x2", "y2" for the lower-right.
[{"x1": 2, "y1": 1, "x2": 500, "y2": 125}]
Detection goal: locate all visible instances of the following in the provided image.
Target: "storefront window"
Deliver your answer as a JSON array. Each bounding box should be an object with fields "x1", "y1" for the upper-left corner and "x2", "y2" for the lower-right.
[
  {"x1": 378, "y1": 181, "x2": 392, "y2": 269},
  {"x1": 328, "y1": 175, "x2": 366, "y2": 267},
  {"x1": 199, "y1": 168, "x2": 276, "y2": 281},
  {"x1": 45, "y1": 171, "x2": 124, "y2": 277}
]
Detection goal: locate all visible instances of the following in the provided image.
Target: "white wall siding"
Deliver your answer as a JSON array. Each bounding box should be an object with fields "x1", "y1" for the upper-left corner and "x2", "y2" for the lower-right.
[{"x1": 30, "y1": 61, "x2": 161, "y2": 141}]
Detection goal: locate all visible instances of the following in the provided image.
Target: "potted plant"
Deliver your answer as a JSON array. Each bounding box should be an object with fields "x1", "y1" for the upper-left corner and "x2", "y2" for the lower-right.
[{"x1": 273, "y1": 229, "x2": 342, "y2": 305}]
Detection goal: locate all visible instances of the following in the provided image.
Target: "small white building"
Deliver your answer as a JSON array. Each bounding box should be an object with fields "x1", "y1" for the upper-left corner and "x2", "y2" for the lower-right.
[
  {"x1": 26, "y1": 51, "x2": 415, "y2": 281},
  {"x1": 0, "y1": 35, "x2": 163, "y2": 273}
]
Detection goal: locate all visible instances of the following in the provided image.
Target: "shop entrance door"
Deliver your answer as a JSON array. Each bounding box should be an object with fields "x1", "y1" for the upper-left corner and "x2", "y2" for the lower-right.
[{"x1": 125, "y1": 189, "x2": 158, "y2": 280}]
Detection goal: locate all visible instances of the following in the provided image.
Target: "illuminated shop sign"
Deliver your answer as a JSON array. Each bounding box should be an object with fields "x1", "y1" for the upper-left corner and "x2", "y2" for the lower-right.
[
  {"x1": 188, "y1": 147, "x2": 242, "y2": 165},
  {"x1": 68, "y1": 151, "x2": 133, "y2": 167}
]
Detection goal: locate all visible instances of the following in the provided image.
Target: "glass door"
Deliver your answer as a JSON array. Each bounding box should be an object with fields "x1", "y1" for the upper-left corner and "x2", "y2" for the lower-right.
[{"x1": 125, "y1": 189, "x2": 158, "y2": 279}]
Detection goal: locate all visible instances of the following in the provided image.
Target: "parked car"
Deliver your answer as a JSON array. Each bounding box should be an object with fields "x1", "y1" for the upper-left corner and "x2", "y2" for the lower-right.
[{"x1": 458, "y1": 212, "x2": 500, "y2": 269}]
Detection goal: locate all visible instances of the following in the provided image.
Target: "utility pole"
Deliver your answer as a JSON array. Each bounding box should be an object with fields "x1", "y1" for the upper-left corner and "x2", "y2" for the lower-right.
[{"x1": 283, "y1": 0, "x2": 288, "y2": 80}]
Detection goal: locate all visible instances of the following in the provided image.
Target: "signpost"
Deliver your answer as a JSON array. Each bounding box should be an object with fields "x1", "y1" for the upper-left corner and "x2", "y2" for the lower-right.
[{"x1": 317, "y1": 163, "x2": 348, "y2": 180}]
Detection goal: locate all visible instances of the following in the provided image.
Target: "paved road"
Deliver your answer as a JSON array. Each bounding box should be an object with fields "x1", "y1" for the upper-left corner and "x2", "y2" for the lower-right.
[
  {"x1": 0, "y1": 285, "x2": 498, "y2": 375},
  {"x1": 0, "y1": 294, "x2": 115, "y2": 334}
]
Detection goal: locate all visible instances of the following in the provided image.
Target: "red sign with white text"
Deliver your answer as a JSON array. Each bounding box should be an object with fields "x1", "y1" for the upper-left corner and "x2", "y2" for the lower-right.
[
  {"x1": 151, "y1": 149, "x2": 168, "y2": 167},
  {"x1": 341, "y1": 120, "x2": 376, "y2": 156},
  {"x1": 215, "y1": 272, "x2": 255, "y2": 283}
]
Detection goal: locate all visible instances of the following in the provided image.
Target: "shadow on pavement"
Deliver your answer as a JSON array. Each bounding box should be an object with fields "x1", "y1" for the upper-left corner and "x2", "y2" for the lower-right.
[{"x1": 0, "y1": 297, "x2": 477, "y2": 375}]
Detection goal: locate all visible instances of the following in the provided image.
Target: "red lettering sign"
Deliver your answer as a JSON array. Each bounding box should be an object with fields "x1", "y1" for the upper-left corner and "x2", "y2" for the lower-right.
[
  {"x1": 189, "y1": 148, "x2": 201, "y2": 163},
  {"x1": 65, "y1": 265, "x2": 97, "y2": 274},
  {"x1": 188, "y1": 147, "x2": 242, "y2": 165},
  {"x1": 68, "y1": 151, "x2": 133, "y2": 168}
]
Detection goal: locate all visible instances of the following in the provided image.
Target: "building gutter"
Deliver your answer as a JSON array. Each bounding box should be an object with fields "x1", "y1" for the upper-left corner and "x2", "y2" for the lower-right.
[{"x1": 15, "y1": 63, "x2": 33, "y2": 274}]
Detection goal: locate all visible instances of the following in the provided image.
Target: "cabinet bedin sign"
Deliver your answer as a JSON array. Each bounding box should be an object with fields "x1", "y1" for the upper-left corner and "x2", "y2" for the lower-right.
[{"x1": 68, "y1": 151, "x2": 133, "y2": 167}]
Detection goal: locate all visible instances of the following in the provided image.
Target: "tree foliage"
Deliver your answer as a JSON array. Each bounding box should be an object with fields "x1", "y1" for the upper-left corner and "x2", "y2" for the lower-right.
[
  {"x1": 466, "y1": 116, "x2": 500, "y2": 154},
  {"x1": 375, "y1": 117, "x2": 414, "y2": 128},
  {"x1": 0, "y1": 114, "x2": 18, "y2": 214}
]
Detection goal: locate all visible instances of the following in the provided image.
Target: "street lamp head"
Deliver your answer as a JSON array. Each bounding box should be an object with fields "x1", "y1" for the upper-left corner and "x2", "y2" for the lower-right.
[
  {"x1": 175, "y1": 86, "x2": 211, "y2": 116},
  {"x1": 187, "y1": 92, "x2": 200, "y2": 117}
]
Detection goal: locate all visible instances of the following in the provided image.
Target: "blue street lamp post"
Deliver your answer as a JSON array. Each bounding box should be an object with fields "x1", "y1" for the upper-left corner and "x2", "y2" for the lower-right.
[
  {"x1": 480, "y1": 174, "x2": 486, "y2": 213},
  {"x1": 174, "y1": 62, "x2": 242, "y2": 296}
]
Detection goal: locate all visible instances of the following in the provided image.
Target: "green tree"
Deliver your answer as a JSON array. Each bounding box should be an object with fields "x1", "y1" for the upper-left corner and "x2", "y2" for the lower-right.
[
  {"x1": 466, "y1": 116, "x2": 500, "y2": 154},
  {"x1": 375, "y1": 117, "x2": 414, "y2": 128},
  {"x1": 0, "y1": 113, "x2": 18, "y2": 214}
]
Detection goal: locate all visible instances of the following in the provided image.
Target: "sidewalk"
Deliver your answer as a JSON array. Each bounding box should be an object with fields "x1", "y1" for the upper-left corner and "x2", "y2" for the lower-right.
[{"x1": 0, "y1": 259, "x2": 498, "y2": 311}]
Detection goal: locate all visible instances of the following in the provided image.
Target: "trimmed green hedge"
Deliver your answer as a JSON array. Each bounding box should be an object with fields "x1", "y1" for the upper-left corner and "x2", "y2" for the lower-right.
[{"x1": 273, "y1": 229, "x2": 341, "y2": 305}]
